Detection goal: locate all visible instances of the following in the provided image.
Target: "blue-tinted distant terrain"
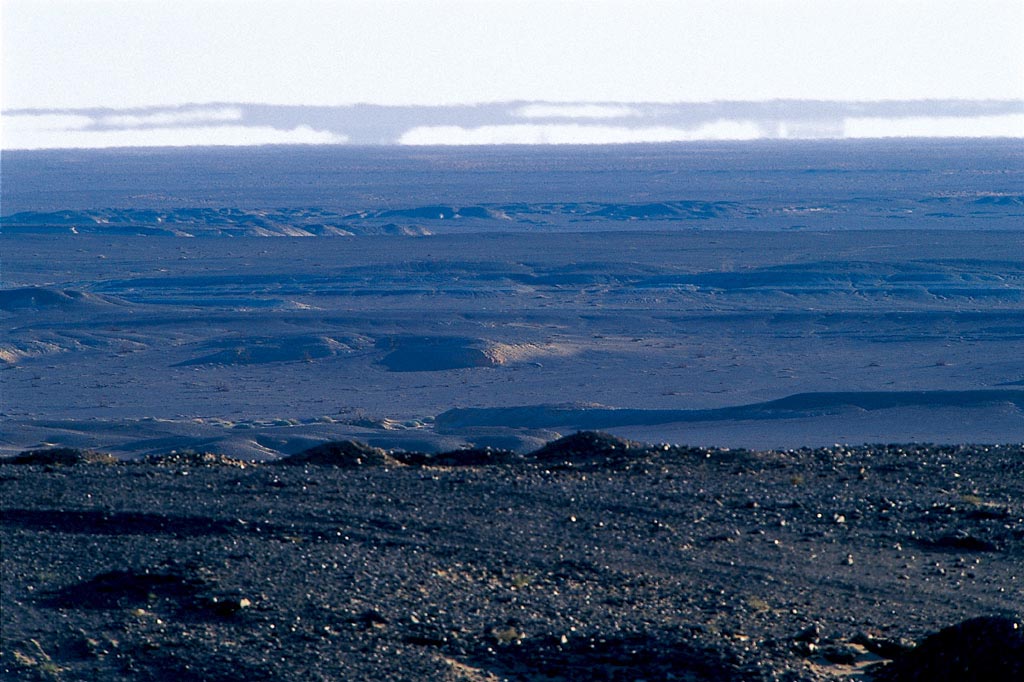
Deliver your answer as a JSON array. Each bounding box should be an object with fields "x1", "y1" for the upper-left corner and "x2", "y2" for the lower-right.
[{"x1": 2, "y1": 141, "x2": 1022, "y2": 456}]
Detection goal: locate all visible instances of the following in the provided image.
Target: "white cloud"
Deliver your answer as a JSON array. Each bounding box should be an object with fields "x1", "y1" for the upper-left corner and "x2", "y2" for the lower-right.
[
  {"x1": 3, "y1": 124, "x2": 347, "y2": 150},
  {"x1": 514, "y1": 104, "x2": 642, "y2": 119},
  {"x1": 399, "y1": 121, "x2": 764, "y2": 145},
  {"x1": 2, "y1": 113, "x2": 95, "y2": 131},
  {"x1": 844, "y1": 114, "x2": 1024, "y2": 138},
  {"x1": 98, "y1": 107, "x2": 243, "y2": 127}
]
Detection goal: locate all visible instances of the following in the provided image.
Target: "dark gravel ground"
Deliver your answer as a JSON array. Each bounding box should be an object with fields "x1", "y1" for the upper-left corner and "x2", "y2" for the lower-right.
[{"x1": 2, "y1": 434, "x2": 1022, "y2": 681}]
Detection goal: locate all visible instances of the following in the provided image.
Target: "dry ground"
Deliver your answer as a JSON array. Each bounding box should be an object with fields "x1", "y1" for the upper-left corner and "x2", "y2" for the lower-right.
[{"x1": 2, "y1": 436, "x2": 1022, "y2": 680}]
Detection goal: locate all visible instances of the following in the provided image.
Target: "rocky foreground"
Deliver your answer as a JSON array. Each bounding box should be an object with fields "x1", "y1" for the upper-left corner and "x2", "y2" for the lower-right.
[{"x1": 2, "y1": 433, "x2": 1022, "y2": 681}]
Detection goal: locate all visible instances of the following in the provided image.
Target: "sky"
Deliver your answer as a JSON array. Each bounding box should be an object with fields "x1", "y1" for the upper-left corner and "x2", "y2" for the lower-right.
[
  {"x1": 4, "y1": 0, "x2": 1023, "y2": 109},
  {"x1": 2, "y1": 0, "x2": 1023, "y2": 147}
]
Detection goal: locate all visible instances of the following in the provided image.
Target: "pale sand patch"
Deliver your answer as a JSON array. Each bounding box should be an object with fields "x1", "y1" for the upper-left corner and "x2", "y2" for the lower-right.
[{"x1": 482, "y1": 342, "x2": 575, "y2": 365}]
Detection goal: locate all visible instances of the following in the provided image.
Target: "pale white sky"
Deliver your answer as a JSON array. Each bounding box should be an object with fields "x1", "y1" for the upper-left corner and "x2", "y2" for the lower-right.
[{"x1": 3, "y1": 0, "x2": 1023, "y2": 111}]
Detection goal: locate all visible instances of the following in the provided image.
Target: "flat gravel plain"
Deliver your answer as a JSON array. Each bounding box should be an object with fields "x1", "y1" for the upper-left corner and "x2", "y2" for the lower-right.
[{"x1": 3, "y1": 435, "x2": 1022, "y2": 681}]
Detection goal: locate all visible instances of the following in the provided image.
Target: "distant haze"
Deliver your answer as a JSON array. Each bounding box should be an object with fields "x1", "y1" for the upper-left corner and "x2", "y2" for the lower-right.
[
  {"x1": 3, "y1": 1, "x2": 1022, "y2": 148},
  {"x1": 3, "y1": 100, "x2": 1023, "y2": 149}
]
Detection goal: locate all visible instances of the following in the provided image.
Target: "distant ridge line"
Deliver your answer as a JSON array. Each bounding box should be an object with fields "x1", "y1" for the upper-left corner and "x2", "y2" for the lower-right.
[{"x1": 435, "y1": 390, "x2": 1024, "y2": 430}]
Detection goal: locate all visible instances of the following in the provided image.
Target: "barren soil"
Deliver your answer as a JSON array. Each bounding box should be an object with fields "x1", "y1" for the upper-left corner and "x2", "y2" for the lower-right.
[{"x1": 3, "y1": 436, "x2": 1022, "y2": 681}]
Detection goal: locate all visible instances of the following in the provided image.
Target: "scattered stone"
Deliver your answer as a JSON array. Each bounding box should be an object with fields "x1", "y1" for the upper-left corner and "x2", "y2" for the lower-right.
[
  {"x1": 490, "y1": 625, "x2": 525, "y2": 645},
  {"x1": 5, "y1": 435, "x2": 1024, "y2": 681},
  {"x1": 200, "y1": 594, "x2": 253, "y2": 617},
  {"x1": 793, "y1": 624, "x2": 821, "y2": 643},
  {"x1": 351, "y1": 609, "x2": 389, "y2": 629},
  {"x1": 820, "y1": 643, "x2": 861, "y2": 664},
  {"x1": 851, "y1": 631, "x2": 916, "y2": 659},
  {"x1": 402, "y1": 622, "x2": 452, "y2": 647},
  {"x1": 144, "y1": 451, "x2": 252, "y2": 468},
  {"x1": 792, "y1": 640, "x2": 819, "y2": 656}
]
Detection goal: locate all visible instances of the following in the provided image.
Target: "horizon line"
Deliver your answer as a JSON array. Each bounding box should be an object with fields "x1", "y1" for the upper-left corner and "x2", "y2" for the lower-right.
[
  {"x1": 6, "y1": 97, "x2": 1024, "y2": 114},
  {"x1": 6, "y1": 138, "x2": 1024, "y2": 153}
]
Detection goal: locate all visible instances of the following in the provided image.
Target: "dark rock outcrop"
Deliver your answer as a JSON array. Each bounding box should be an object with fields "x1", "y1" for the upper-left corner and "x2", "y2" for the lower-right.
[
  {"x1": 876, "y1": 616, "x2": 1024, "y2": 682},
  {"x1": 277, "y1": 440, "x2": 398, "y2": 467},
  {"x1": 527, "y1": 431, "x2": 643, "y2": 463},
  {"x1": 7, "y1": 447, "x2": 117, "y2": 465}
]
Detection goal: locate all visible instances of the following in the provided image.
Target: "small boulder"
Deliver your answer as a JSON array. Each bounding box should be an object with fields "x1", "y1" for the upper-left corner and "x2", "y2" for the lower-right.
[
  {"x1": 528, "y1": 431, "x2": 642, "y2": 463},
  {"x1": 7, "y1": 447, "x2": 116, "y2": 466},
  {"x1": 278, "y1": 440, "x2": 398, "y2": 467},
  {"x1": 875, "y1": 616, "x2": 1023, "y2": 681}
]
